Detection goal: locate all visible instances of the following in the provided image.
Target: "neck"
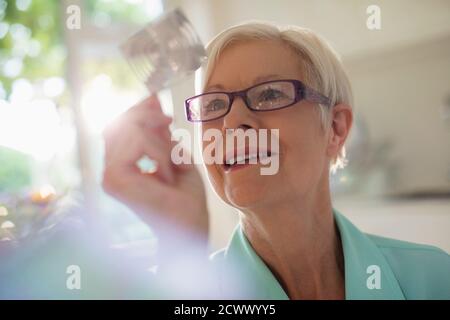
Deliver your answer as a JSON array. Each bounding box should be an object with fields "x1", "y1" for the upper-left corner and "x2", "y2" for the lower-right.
[{"x1": 239, "y1": 177, "x2": 345, "y2": 299}]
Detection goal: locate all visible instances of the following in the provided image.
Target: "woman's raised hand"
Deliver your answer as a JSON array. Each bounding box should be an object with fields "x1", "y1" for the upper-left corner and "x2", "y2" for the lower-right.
[{"x1": 102, "y1": 95, "x2": 209, "y2": 244}]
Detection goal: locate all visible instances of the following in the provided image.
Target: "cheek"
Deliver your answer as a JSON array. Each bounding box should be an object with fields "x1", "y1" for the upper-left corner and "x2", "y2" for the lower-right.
[
  {"x1": 200, "y1": 125, "x2": 228, "y2": 201},
  {"x1": 285, "y1": 135, "x2": 326, "y2": 178},
  {"x1": 204, "y1": 163, "x2": 230, "y2": 205},
  {"x1": 287, "y1": 128, "x2": 325, "y2": 158},
  {"x1": 278, "y1": 112, "x2": 328, "y2": 177}
]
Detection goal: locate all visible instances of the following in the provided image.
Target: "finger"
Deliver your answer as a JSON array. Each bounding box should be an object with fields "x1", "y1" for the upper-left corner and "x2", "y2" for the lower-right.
[
  {"x1": 125, "y1": 95, "x2": 171, "y2": 126},
  {"x1": 168, "y1": 138, "x2": 196, "y2": 172},
  {"x1": 106, "y1": 124, "x2": 174, "y2": 184},
  {"x1": 104, "y1": 109, "x2": 172, "y2": 161},
  {"x1": 103, "y1": 160, "x2": 172, "y2": 217},
  {"x1": 140, "y1": 133, "x2": 175, "y2": 184},
  {"x1": 103, "y1": 94, "x2": 165, "y2": 131},
  {"x1": 103, "y1": 95, "x2": 173, "y2": 156}
]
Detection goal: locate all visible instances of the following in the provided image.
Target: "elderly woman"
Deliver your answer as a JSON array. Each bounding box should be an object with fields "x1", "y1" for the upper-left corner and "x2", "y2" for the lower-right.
[{"x1": 102, "y1": 21, "x2": 450, "y2": 299}]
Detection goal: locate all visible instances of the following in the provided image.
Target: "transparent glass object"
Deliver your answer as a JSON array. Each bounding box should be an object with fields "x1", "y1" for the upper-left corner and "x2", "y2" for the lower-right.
[
  {"x1": 120, "y1": 8, "x2": 207, "y2": 93},
  {"x1": 119, "y1": 8, "x2": 206, "y2": 174}
]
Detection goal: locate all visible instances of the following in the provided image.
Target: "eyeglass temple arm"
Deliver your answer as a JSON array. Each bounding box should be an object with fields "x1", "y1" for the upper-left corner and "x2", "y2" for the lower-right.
[{"x1": 303, "y1": 87, "x2": 332, "y2": 107}]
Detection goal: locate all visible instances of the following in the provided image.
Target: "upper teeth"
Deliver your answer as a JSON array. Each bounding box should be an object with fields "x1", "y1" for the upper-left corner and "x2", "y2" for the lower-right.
[{"x1": 227, "y1": 153, "x2": 268, "y2": 165}]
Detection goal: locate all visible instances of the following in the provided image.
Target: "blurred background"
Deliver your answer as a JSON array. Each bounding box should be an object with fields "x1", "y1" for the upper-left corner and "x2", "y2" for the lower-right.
[{"x1": 0, "y1": 0, "x2": 449, "y2": 262}]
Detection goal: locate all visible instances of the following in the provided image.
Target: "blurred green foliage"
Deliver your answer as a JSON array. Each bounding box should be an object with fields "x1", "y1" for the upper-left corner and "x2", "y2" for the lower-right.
[
  {"x1": 0, "y1": 0, "x2": 160, "y2": 192},
  {"x1": 0, "y1": 146, "x2": 32, "y2": 192},
  {"x1": 0, "y1": 0, "x2": 161, "y2": 99},
  {"x1": 0, "y1": 0, "x2": 64, "y2": 99},
  {"x1": 84, "y1": 0, "x2": 159, "y2": 25}
]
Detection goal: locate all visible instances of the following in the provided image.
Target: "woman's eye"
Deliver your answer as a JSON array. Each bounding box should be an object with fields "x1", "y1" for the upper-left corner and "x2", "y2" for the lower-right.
[
  {"x1": 258, "y1": 89, "x2": 285, "y2": 102},
  {"x1": 204, "y1": 99, "x2": 226, "y2": 112}
]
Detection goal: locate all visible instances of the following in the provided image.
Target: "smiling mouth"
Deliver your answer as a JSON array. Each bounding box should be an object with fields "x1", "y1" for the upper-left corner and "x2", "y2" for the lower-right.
[{"x1": 223, "y1": 151, "x2": 273, "y2": 172}]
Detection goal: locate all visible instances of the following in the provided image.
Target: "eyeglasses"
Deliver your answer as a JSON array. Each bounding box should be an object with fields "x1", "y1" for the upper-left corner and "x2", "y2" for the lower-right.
[{"x1": 185, "y1": 79, "x2": 331, "y2": 122}]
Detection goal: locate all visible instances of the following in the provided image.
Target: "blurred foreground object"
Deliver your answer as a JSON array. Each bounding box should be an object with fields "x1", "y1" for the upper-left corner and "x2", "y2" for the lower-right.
[
  {"x1": 120, "y1": 7, "x2": 206, "y2": 93},
  {"x1": 0, "y1": 201, "x2": 237, "y2": 299}
]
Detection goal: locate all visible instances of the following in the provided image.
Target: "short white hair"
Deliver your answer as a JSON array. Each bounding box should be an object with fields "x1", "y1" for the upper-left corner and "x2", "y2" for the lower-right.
[{"x1": 195, "y1": 20, "x2": 353, "y2": 172}]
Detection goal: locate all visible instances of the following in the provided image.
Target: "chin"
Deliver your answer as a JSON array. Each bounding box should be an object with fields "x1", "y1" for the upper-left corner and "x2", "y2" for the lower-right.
[{"x1": 223, "y1": 183, "x2": 268, "y2": 209}]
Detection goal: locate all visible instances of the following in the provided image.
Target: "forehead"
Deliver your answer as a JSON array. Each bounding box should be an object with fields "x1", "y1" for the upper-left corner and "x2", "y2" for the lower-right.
[{"x1": 206, "y1": 39, "x2": 303, "y2": 92}]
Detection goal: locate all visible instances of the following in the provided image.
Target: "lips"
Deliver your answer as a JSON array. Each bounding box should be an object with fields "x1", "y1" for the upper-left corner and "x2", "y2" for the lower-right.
[{"x1": 222, "y1": 147, "x2": 274, "y2": 172}]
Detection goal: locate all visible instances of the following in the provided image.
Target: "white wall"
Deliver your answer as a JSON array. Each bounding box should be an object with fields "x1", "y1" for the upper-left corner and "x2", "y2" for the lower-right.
[{"x1": 334, "y1": 197, "x2": 450, "y2": 253}]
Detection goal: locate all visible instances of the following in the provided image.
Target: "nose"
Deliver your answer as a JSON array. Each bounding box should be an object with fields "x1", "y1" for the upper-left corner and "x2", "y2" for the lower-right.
[{"x1": 222, "y1": 95, "x2": 258, "y2": 132}]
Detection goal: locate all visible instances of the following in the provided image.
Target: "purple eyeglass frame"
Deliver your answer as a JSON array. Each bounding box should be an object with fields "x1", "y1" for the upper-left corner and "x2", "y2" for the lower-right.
[{"x1": 184, "y1": 79, "x2": 332, "y2": 123}]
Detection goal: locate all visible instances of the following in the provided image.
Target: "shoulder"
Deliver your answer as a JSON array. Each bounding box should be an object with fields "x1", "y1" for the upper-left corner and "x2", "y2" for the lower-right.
[{"x1": 368, "y1": 233, "x2": 450, "y2": 299}]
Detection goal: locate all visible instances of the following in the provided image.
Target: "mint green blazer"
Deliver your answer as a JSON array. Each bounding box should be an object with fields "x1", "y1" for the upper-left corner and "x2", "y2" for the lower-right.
[{"x1": 210, "y1": 209, "x2": 450, "y2": 299}]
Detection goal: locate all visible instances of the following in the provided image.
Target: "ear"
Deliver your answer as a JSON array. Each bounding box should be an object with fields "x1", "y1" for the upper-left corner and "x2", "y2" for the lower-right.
[{"x1": 327, "y1": 103, "x2": 353, "y2": 161}]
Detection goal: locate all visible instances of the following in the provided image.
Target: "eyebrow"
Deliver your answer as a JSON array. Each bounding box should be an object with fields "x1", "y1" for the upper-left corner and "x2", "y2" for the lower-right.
[{"x1": 204, "y1": 74, "x2": 283, "y2": 92}]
